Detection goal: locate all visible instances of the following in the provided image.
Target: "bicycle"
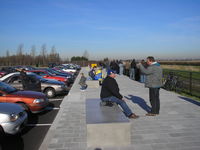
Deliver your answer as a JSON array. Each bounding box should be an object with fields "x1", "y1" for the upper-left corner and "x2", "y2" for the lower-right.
[{"x1": 163, "y1": 72, "x2": 183, "y2": 93}]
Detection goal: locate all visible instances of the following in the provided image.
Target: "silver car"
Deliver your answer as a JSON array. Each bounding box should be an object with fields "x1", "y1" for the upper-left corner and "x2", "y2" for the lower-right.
[
  {"x1": 0, "y1": 103, "x2": 27, "y2": 135},
  {"x1": 0, "y1": 72, "x2": 68, "y2": 98}
]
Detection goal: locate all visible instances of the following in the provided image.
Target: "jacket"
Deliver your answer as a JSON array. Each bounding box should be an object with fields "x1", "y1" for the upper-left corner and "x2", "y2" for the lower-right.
[
  {"x1": 139, "y1": 62, "x2": 163, "y2": 88},
  {"x1": 79, "y1": 76, "x2": 87, "y2": 86},
  {"x1": 100, "y1": 76, "x2": 123, "y2": 99}
]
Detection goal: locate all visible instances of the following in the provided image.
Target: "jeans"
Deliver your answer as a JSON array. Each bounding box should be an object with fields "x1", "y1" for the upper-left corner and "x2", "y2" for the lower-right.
[
  {"x1": 129, "y1": 68, "x2": 135, "y2": 80},
  {"x1": 119, "y1": 67, "x2": 124, "y2": 75},
  {"x1": 140, "y1": 74, "x2": 145, "y2": 83},
  {"x1": 149, "y1": 88, "x2": 160, "y2": 114},
  {"x1": 101, "y1": 96, "x2": 133, "y2": 117}
]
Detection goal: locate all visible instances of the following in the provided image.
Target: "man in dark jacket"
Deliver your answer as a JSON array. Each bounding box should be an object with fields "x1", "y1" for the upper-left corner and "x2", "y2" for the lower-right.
[
  {"x1": 20, "y1": 69, "x2": 29, "y2": 90},
  {"x1": 100, "y1": 69, "x2": 139, "y2": 119}
]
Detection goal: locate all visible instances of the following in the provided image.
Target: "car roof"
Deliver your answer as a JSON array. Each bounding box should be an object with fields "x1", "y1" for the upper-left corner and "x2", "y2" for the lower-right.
[{"x1": 0, "y1": 72, "x2": 36, "y2": 81}]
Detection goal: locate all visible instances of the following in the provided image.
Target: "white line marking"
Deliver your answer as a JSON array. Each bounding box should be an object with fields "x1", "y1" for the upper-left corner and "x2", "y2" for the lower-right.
[{"x1": 45, "y1": 107, "x2": 60, "y2": 110}]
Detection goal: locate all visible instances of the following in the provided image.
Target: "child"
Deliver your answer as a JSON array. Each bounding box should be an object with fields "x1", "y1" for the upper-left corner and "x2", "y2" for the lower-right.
[{"x1": 79, "y1": 73, "x2": 87, "y2": 90}]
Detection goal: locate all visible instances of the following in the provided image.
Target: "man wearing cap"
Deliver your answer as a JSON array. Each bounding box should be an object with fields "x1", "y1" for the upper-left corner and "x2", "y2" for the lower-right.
[{"x1": 100, "y1": 69, "x2": 139, "y2": 119}]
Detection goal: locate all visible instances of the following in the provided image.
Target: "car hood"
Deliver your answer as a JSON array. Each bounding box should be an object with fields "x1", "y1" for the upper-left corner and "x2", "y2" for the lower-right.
[
  {"x1": 10, "y1": 91, "x2": 46, "y2": 99},
  {"x1": 0, "y1": 103, "x2": 23, "y2": 114}
]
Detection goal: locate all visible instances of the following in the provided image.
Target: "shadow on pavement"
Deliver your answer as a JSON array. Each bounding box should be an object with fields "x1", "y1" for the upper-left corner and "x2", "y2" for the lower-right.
[
  {"x1": 125, "y1": 94, "x2": 151, "y2": 113},
  {"x1": 178, "y1": 96, "x2": 200, "y2": 106}
]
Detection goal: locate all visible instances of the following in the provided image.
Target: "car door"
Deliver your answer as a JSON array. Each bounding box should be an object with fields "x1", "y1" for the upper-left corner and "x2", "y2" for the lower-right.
[
  {"x1": 0, "y1": 91, "x2": 6, "y2": 102},
  {"x1": 8, "y1": 76, "x2": 23, "y2": 90}
]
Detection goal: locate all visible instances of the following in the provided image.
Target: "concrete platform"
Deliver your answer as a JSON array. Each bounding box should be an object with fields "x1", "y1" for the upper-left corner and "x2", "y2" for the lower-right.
[
  {"x1": 86, "y1": 99, "x2": 130, "y2": 147},
  {"x1": 87, "y1": 80, "x2": 100, "y2": 88},
  {"x1": 40, "y1": 67, "x2": 200, "y2": 150}
]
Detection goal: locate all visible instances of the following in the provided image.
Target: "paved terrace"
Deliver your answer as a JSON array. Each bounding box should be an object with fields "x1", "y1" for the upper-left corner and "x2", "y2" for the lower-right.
[{"x1": 39, "y1": 67, "x2": 200, "y2": 150}]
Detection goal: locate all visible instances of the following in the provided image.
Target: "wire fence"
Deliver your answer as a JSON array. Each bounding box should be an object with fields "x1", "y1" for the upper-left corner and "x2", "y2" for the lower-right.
[{"x1": 163, "y1": 69, "x2": 200, "y2": 98}]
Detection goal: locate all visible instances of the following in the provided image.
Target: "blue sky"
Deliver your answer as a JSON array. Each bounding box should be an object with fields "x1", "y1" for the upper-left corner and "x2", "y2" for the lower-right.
[{"x1": 0, "y1": 0, "x2": 200, "y2": 60}]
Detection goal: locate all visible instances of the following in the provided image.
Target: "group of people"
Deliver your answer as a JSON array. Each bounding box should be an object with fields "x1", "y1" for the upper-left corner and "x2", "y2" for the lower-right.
[
  {"x1": 100, "y1": 59, "x2": 148, "y2": 83},
  {"x1": 100, "y1": 56, "x2": 163, "y2": 118}
]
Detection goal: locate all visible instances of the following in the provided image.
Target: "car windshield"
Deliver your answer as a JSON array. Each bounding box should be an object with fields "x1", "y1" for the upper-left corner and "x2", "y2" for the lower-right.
[
  {"x1": 47, "y1": 68, "x2": 61, "y2": 75},
  {"x1": 0, "y1": 82, "x2": 17, "y2": 93},
  {"x1": 46, "y1": 71, "x2": 54, "y2": 76}
]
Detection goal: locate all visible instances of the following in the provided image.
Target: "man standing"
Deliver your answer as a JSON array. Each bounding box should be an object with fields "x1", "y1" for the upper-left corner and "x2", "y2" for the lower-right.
[
  {"x1": 100, "y1": 69, "x2": 139, "y2": 119},
  {"x1": 20, "y1": 69, "x2": 29, "y2": 90},
  {"x1": 138, "y1": 56, "x2": 163, "y2": 116},
  {"x1": 130, "y1": 59, "x2": 136, "y2": 80}
]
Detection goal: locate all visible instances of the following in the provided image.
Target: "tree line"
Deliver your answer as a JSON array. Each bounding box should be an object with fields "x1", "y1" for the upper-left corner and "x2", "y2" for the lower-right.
[{"x1": 0, "y1": 44, "x2": 89, "y2": 67}]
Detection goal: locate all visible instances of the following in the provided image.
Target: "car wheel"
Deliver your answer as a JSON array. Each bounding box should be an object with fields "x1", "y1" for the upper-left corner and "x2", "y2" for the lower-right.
[{"x1": 45, "y1": 88, "x2": 55, "y2": 98}]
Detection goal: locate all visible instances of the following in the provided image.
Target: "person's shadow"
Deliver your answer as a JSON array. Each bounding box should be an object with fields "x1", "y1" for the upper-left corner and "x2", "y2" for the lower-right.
[{"x1": 125, "y1": 95, "x2": 151, "y2": 113}]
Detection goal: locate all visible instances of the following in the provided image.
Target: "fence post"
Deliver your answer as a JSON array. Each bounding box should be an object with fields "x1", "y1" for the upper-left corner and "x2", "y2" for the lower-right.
[{"x1": 189, "y1": 72, "x2": 192, "y2": 95}]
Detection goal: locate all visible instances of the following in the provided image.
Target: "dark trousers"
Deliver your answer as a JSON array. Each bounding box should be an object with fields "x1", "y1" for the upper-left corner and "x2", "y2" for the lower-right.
[{"x1": 149, "y1": 88, "x2": 160, "y2": 114}]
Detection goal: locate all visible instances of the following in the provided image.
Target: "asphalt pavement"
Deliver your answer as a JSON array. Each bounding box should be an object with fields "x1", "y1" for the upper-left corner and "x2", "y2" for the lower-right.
[{"x1": 1, "y1": 97, "x2": 63, "y2": 150}]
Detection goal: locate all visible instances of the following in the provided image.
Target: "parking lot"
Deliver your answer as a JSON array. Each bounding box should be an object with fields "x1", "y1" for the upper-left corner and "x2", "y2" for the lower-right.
[
  {"x1": 0, "y1": 64, "x2": 80, "y2": 150},
  {"x1": 1, "y1": 94, "x2": 66, "y2": 150}
]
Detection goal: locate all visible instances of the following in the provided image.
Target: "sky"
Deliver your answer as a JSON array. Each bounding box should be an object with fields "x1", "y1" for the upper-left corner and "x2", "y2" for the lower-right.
[{"x1": 0, "y1": 0, "x2": 200, "y2": 60}]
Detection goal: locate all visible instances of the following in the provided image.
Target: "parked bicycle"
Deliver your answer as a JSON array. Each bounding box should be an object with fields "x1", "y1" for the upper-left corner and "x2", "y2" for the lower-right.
[{"x1": 163, "y1": 72, "x2": 183, "y2": 93}]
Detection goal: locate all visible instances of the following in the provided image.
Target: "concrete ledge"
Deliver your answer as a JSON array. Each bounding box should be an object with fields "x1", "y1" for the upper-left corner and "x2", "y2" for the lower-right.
[
  {"x1": 87, "y1": 80, "x2": 99, "y2": 88},
  {"x1": 86, "y1": 99, "x2": 130, "y2": 148}
]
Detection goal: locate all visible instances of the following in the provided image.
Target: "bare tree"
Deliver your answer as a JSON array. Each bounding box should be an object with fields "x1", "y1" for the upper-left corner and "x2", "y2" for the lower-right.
[
  {"x1": 17, "y1": 44, "x2": 24, "y2": 65},
  {"x1": 6, "y1": 50, "x2": 10, "y2": 66},
  {"x1": 6, "y1": 50, "x2": 10, "y2": 57},
  {"x1": 17, "y1": 44, "x2": 23, "y2": 56},
  {"x1": 30, "y1": 45, "x2": 36, "y2": 58},
  {"x1": 83, "y1": 50, "x2": 89, "y2": 60},
  {"x1": 40, "y1": 44, "x2": 47, "y2": 66}
]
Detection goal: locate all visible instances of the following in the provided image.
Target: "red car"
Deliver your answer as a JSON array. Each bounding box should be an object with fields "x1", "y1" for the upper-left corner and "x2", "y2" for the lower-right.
[
  {"x1": 0, "y1": 71, "x2": 6, "y2": 78},
  {"x1": 26, "y1": 70, "x2": 69, "y2": 85},
  {"x1": 0, "y1": 82, "x2": 49, "y2": 114}
]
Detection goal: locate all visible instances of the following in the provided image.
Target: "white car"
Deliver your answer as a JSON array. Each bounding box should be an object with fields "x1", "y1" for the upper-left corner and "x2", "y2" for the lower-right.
[
  {"x1": 56, "y1": 65, "x2": 77, "y2": 73},
  {"x1": 0, "y1": 103, "x2": 27, "y2": 135}
]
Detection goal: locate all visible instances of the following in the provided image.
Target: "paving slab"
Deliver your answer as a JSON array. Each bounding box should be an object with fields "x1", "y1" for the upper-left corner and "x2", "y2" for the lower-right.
[{"x1": 39, "y1": 67, "x2": 200, "y2": 150}]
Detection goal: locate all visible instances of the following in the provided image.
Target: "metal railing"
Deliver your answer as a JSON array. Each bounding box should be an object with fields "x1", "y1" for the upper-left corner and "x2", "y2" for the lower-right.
[{"x1": 163, "y1": 69, "x2": 200, "y2": 98}]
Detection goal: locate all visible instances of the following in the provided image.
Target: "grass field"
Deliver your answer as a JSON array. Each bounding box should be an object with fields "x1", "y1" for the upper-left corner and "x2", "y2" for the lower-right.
[
  {"x1": 162, "y1": 65, "x2": 200, "y2": 72},
  {"x1": 162, "y1": 65, "x2": 200, "y2": 101}
]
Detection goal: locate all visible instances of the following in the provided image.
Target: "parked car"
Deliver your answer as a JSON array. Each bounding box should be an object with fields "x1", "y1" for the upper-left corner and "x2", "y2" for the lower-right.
[
  {"x1": 54, "y1": 65, "x2": 77, "y2": 73},
  {"x1": 26, "y1": 70, "x2": 69, "y2": 85},
  {"x1": 0, "y1": 67, "x2": 16, "y2": 75},
  {"x1": 0, "y1": 103, "x2": 27, "y2": 135},
  {"x1": 62, "y1": 63, "x2": 81, "y2": 70},
  {"x1": 53, "y1": 66, "x2": 75, "y2": 76},
  {"x1": 0, "y1": 72, "x2": 68, "y2": 98},
  {"x1": 0, "y1": 71, "x2": 6, "y2": 78},
  {"x1": 0, "y1": 81, "x2": 49, "y2": 113},
  {"x1": 14, "y1": 65, "x2": 37, "y2": 71},
  {"x1": 45, "y1": 68, "x2": 75, "y2": 84}
]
